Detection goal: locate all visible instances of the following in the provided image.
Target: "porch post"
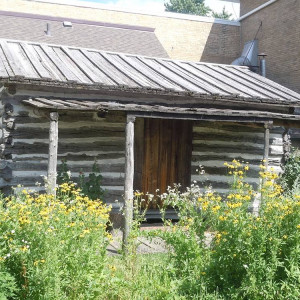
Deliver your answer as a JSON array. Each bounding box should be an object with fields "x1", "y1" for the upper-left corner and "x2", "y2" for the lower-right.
[
  {"x1": 263, "y1": 121, "x2": 273, "y2": 168},
  {"x1": 251, "y1": 121, "x2": 273, "y2": 216},
  {"x1": 47, "y1": 111, "x2": 59, "y2": 195},
  {"x1": 282, "y1": 128, "x2": 291, "y2": 164},
  {"x1": 123, "y1": 113, "x2": 135, "y2": 250}
]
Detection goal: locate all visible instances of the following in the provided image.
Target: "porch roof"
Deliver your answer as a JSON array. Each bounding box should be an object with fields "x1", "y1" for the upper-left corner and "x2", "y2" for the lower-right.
[
  {"x1": 1, "y1": 39, "x2": 300, "y2": 106},
  {"x1": 23, "y1": 97, "x2": 300, "y2": 122}
]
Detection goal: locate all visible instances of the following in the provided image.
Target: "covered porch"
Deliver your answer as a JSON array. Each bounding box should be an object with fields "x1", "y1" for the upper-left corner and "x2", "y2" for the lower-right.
[{"x1": 1, "y1": 39, "x2": 300, "y2": 243}]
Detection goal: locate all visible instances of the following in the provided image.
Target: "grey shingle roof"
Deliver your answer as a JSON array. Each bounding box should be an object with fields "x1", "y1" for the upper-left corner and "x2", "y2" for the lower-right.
[
  {"x1": 0, "y1": 39, "x2": 300, "y2": 105},
  {"x1": 0, "y1": 11, "x2": 168, "y2": 58}
]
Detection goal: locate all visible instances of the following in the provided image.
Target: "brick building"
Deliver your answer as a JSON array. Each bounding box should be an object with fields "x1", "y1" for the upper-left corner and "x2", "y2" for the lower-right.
[
  {"x1": 0, "y1": 0, "x2": 240, "y2": 64},
  {"x1": 239, "y1": 0, "x2": 300, "y2": 93},
  {"x1": 0, "y1": 0, "x2": 298, "y2": 93}
]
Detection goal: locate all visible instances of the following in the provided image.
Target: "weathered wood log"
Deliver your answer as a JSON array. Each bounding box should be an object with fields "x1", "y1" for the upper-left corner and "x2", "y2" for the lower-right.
[
  {"x1": 47, "y1": 112, "x2": 58, "y2": 195},
  {"x1": 11, "y1": 141, "x2": 125, "y2": 154},
  {"x1": 264, "y1": 121, "x2": 273, "y2": 168},
  {"x1": 12, "y1": 127, "x2": 125, "y2": 139},
  {"x1": 123, "y1": 114, "x2": 135, "y2": 251}
]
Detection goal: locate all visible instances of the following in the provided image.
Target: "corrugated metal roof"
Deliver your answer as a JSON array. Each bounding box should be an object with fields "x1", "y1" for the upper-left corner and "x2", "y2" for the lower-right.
[{"x1": 1, "y1": 39, "x2": 300, "y2": 105}]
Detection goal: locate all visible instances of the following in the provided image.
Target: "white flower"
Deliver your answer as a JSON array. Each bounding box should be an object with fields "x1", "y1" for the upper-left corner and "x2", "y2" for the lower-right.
[{"x1": 11, "y1": 230, "x2": 15, "y2": 234}]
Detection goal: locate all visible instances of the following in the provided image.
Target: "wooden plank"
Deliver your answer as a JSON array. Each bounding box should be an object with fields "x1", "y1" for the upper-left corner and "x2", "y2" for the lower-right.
[
  {"x1": 52, "y1": 47, "x2": 91, "y2": 84},
  {"x1": 0, "y1": 47, "x2": 10, "y2": 77},
  {"x1": 41, "y1": 45, "x2": 79, "y2": 82},
  {"x1": 8, "y1": 175, "x2": 124, "y2": 188},
  {"x1": 176, "y1": 61, "x2": 246, "y2": 97},
  {"x1": 264, "y1": 122, "x2": 273, "y2": 168},
  {"x1": 79, "y1": 49, "x2": 117, "y2": 86},
  {"x1": 12, "y1": 126, "x2": 124, "y2": 139},
  {"x1": 62, "y1": 47, "x2": 110, "y2": 84},
  {"x1": 151, "y1": 119, "x2": 160, "y2": 206},
  {"x1": 14, "y1": 161, "x2": 124, "y2": 173},
  {"x1": 0, "y1": 40, "x2": 24, "y2": 77},
  {"x1": 9, "y1": 43, "x2": 38, "y2": 79},
  {"x1": 123, "y1": 114, "x2": 135, "y2": 250},
  {"x1": 33, "y1": 45, "x2": 62, "y2": 81},
  {"x1": 109, "y1": 54, "x2": 162, "y2": 88},
  {"x1": 158, "y1": 60, "x2": 214, "y2": 94},
  {"x1": 21, "y1": 43, "x2": 52, "y2": 79},
  {"x1": 131, "y1": 112, "x2": 272, "y2": 123},
  {"x1": 224, "y1": 66, "x2": 298, "y2": 101},
  {"x1": 133, "y1": 118, "x2": 144, "y2": 192},
  {"x1": 233, "y1": 66, "x2": 300, "y2": 100},
  {"x1": 179, "y1": 120, "x2": 193, "y2": 189},
  {"x1": 101, "y1": 53, "x2": 154, "y2": 88},
  {"x1": 193, "y1": 144, "x2": 264, "y2": 155},
  {"x1": 140, "y1": 58, "x2": 199, "y2": 92},
  {"x1": 11, "y1": 141, "x2": 125, "y2": 155},
  {"x1": 193, "y1": 64, "x2": 263, "y2": 98},
  {"x1": 47, "y1": 112, "x2": 58, "y2": 195},
  {"x1": 23, "y1": 98, "x2": 300, "y2": 121},
  {"x1": 142, "y1": 118, "x2": 151, "y2": 204},
  {"x1": 120, "y1": 55, "x2": 179, "y2": 91},
  {"x1": 218, "y1": 65, "x2": 286, "y2": 100},
  {"x1": 193, "y1": 131, "x2": 265, "y2": 144},
  {"x1": 84, "y1": 51, "x2": 136, "y2": 87}
]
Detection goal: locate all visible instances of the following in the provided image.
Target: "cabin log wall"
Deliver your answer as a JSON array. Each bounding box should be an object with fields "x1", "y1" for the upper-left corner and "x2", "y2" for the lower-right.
[
  {"x1": 192, "y1": 121, "x2": 284, "y2": 193},
  {"x1": 0, "y1": 94, "x2": 126, "y2": 206},
  {"x1": 0, "y1": 93, "x2": 286, "y2": 207}
]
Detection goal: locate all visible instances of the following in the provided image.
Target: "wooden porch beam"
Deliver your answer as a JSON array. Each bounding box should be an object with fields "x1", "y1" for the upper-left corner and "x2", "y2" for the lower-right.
[
  {"x1": 132, "y1": 111, "x2": 272, "y2": 123},
  {"x1": 123, "y1": 113, "x2": 135, "y2": 251},
  {"x1": 47, "y1": 111, "x2": 59, "y2": 195}
]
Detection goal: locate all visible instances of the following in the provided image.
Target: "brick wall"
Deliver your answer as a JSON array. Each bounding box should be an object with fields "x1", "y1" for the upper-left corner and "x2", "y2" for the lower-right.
[
  {"x1": 240, "y1": 0, "x2": 300, "y2": 93},
  {"x1": 0, "y1": 0, "x2": 240, "y2": 63},
  {"x1": 240, "y1": 0, "x2": 268, "y2": 16}
]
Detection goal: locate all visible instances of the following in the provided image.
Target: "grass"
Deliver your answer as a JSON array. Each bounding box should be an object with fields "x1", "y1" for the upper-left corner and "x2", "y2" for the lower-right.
[{"x1": 103, "y1": 253, "x2": 177, "y2": 300}]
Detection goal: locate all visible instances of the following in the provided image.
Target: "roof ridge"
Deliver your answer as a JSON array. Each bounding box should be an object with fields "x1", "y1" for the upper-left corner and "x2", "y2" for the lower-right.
[{"x1": 0, "y1": 38, "x2": 247, "y2": 68}]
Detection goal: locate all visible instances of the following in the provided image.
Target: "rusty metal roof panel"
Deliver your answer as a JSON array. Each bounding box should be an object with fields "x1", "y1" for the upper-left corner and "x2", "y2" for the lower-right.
[{"x1": 1, "y1": 39, "x2": 300, "y2": 105}]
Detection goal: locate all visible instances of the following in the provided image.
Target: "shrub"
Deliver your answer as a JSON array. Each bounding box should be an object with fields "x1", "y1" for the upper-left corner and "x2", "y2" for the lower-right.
[
  {"x1": 0, "y1": 183, "x2": 111, "y2": 299},
  {"x1": 156, "y1": 160, "x2": 300, "y2": 299},
  {"x1": 281, "y1": 148, "x2": 300, "y2": 192},
  {"x1": 58, "y1": 159, "x2": 105, "y2": 201}
]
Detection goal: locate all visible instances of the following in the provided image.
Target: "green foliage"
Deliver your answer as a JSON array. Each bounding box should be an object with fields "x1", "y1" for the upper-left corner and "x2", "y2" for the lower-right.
[
  {"x1": 57, "y1": 158, "x2": 70, "y2": 185},
  {"x1": 212, "y1": 6, "x2": 232, "y2": 20},
  {"x1": 1, "y1": 160, "x2": 300, "y2": 299},
  {"x1": 0, "y1": 184, "x2": 111, "y2": 299},
  {"x1": 0, "y1": 267, "x2": 18, "y2": 300},
  {"x1": 58, "y1": 159, "x2": 105, "y2": 201},
  {"x1": 154, "y1": 161, "x2": 300, "y2": 299},
  {"x1": 165, "y1": 0, "x2": 211, "y2": 16},
  {"x1": 281, "y1": 148, "x2": 300, "y2": 192},
  {"x1": 79, "y1": 160, "x2": 105, "y2": 200}
]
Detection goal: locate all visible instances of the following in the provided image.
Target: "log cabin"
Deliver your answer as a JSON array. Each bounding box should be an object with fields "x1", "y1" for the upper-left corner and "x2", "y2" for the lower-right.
[{"x1": 0, "y1": 39, "x2": 300, "y2": 228}]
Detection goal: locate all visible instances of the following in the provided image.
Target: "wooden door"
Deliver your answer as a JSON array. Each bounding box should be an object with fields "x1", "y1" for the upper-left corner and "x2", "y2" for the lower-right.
[{"x1": 138, "y1": 118, "x2": 193, "y2": 208}]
